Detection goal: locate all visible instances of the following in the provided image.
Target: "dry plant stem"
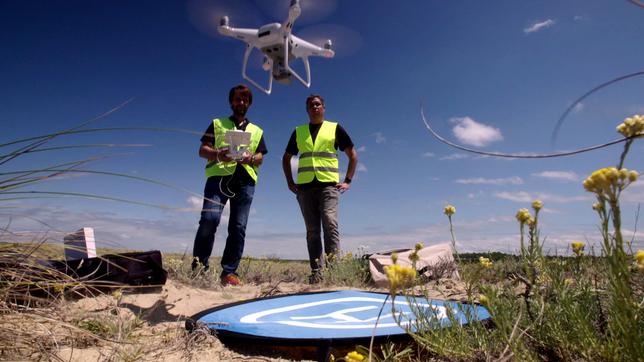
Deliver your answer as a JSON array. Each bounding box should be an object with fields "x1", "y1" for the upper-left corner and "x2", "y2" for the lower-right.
[
  {"x1": 368, "y1": 294, "x2": 390, "y2": 362},
  {"x1": 498, "y1": 308, "x2": 523, "y2": 362},
  {"x1": 448, "y1": 216, "x2": 460, "y2": 263},
  {"x1": 617, "y1": 138, "x2": 633, "y2": 170}
]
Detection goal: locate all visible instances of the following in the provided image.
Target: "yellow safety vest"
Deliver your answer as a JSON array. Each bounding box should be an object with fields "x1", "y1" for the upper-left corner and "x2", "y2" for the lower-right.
[
  {"x1": 204, "y1": 118, "x2": 263, "y2": 183},
  {"x1": 295, "y1": 121, "x2": 339, "y2": 184}
]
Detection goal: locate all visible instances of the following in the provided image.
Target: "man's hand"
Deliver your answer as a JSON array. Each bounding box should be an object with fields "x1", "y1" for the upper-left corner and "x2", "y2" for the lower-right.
[
  {"x1": 287, "y1": 180, "x2": 298, "y2": 194},
  {"x1": 216, "y1": 147, "x2": 233, "y2": 163},
  {"x1": 336, "y1": 182, "x2": 351, "y2": 193},
  {"x1": 239, "y1": 152, "x2": 252, "y2": 165}
]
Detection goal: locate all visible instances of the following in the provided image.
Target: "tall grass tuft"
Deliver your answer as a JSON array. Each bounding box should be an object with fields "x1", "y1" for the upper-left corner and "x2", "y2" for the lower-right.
[{"x1": 0, "y1": 106, "x2": 211, "y2": 358}]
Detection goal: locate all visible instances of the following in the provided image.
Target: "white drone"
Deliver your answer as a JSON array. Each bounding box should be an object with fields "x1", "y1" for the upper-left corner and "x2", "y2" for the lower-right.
[{"x1": 218, "y1": 0, "x2": 335, "y2": 95}]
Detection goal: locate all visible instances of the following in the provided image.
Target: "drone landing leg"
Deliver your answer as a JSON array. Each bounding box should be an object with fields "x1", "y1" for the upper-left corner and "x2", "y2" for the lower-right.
[
  {"x1": 283, "y1": 37, "x2": 311, "y2": 88},
  {"x1": 241, "y1": 44, "x2": 273, "y2": 95}
]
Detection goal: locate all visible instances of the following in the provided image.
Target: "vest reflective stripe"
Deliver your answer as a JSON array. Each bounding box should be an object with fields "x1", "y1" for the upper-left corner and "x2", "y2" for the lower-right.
[
  {"x1": 295, "y1": 121, "x2": 339, "y2": 184},
  {"x1": 204, "y1": 118, "x2": 263, "y2": 183},
  {"x1": 297, "y1": 166, "x2": 339, "y2": 173},
  {"x1": 299, "y1": 152, "x2": 338, "y2": 159}
]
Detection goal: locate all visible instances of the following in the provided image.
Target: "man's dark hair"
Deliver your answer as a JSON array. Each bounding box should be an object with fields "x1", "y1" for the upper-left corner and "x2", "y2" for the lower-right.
[
  {"x1": 229, "y1": 84, "x2": 253, "y2": 105},
  {"x1": 306, "y1": 94, "x2": 325, "y2": 108}
]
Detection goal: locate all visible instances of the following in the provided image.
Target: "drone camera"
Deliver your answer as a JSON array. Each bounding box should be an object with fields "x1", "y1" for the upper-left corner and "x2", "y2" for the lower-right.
[
  {"x1": 324, "y1": 40, "x2": 332, "y2": 50},
  {"x1": 220, "y1": 16, "x2": 229, "y2": 27},
  {"x1": 262, "y1": 56, "x2": 271, "y2": 71}
]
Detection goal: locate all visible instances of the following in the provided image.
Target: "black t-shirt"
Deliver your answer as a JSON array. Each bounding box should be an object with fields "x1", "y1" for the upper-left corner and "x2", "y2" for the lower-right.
[
  {"x1": 285, "y1": 122, "x2": 354, "y2": 189},
  {"x1": 201, "y1": 117, "x2": 268, "y2": 186}
]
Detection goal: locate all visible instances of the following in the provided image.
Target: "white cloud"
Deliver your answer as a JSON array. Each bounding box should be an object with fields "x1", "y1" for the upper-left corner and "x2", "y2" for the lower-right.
[
  {"x1": 494, "y1": 191, "x2": 592, "y2": 203},
  {"x1": 186, "y1": 196, "x2": 203, "y2": 211},
  {"x1": 573, "y1": 102, "x2": 584, "y2": 113},
  {"x1": 455, "y1": 176, "x2": 523, "y2": 185},
  {"x1": 622, "y1": 180, "x2": 644, "y2": 204},
  {"x1": 372, "y1": 132, "x2": 386, "y2": 144},
  {"x1": 467, "y1": 191, "x2": 486, "y2": 199},
  {"x1": 450, "y1": 117, "x2": 503, "y2": 147},
  {"x1": 357, "y1": 163, "x2": 368, "y2": 172},
  {"x1": 524, "y1": 19, "x2": 556, "y2": 34},
  {"x1": 4, "y1": 201, "x2": 641, "y2": 259},
  {"x1": 356, "y1": 145, "x2": 366, "y2": 152},
  {"x1": 422, "y1": 152, "x2": 435, "y2": 158},
  {"x1": 440, "y1": 153, "x2": 469, "y2": 160},
  {"x1": 532, "y1": 171, "x2": 579, "y2": 182}
]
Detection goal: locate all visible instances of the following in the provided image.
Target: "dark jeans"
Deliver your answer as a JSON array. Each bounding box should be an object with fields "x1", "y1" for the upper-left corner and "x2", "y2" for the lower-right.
[
  {"x1": 296, "y1": 186, "x2": 340, "y2": 274},
  {"x1": 192, "y1": 176, "x2": 255, "y2": 276}
]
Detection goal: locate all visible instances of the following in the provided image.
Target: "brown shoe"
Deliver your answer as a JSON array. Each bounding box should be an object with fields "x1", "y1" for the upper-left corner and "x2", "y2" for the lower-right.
[{"x1": 220, "y1": 274, "x2": 241, "y2": 286}]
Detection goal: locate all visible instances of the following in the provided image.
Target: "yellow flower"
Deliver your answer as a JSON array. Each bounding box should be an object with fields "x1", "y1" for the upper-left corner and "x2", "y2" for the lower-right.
[
  {"x1": 53, "y1": 283, "x2": 66, "y2": 293},
  {"x1": 479, "y1": 256, "x2": 493, "y2": 268},
  {"x1": 384, "y1": 264, "x2": 417, "y2": 290},
  {"x1": 571, "y1": 241, "x2": 585, "y2": 256},
  {"x1": 616, "y1": 114, "x2": 644, "y2": 138},
  {"x1": 409, "y1": 250, "x2": 420, "y2": 263},
  {"x1": 479, "y1": 295, "x2": 489, "y2": 305},
  {"x1": 629, "y1": 170, "x2": 639, "y2": 183},
  {"x1": 345, "y1": 351, "x2": 365, "y2": 362},
  {"x1": 592, "y1": 202, "x2": 604, "y2": 211},
  {"x1": 583, "y1": 167, "x2": 637, "y2": 196},
  {"x1": 112, "y1": 289, "x2": 123, "y2": 300},
  {"x1": 444, "y1": 205, "x2": 456, "y2": 216},
  {"x1": 526, "y1": 216, "x2": 536, "y2": 228},
  {"x1": 515, "y1": 208, "x2": 531, "y2": 224},
  {"x1": 532, "y1": 200, "x2": 543, "y2": 211},
  {"x1": 636, "y1": 250, "x2": 644, "y2": 269}
]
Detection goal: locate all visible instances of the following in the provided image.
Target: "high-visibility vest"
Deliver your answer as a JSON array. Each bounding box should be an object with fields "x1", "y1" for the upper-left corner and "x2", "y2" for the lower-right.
[
  {"x1": 204, "y1": 118, "x2": 263, "y2": 183},
  {"x1": 295, "y1": 121, "x2": 339, "y2": 184}
]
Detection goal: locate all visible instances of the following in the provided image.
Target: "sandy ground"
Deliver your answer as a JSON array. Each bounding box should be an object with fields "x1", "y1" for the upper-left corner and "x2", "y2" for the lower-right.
[{"x1": 52, "y1": 278, "x2": 467, "y2": 362}]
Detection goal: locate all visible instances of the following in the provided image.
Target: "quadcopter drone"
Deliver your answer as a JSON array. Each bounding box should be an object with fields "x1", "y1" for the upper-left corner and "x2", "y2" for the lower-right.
[{"x1": 218, "y1": 0, "x2": 335, "y2": 94}]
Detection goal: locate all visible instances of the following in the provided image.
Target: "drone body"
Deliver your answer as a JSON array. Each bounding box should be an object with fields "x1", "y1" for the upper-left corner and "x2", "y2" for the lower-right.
[{"x1": 218, "y1": 0, "x2": 335, "y2": 94}]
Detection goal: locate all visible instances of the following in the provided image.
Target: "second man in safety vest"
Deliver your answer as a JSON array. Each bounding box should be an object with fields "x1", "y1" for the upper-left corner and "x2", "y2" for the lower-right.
[{"x1": 282, "y1": 94, "x2": 358, "y2": 284}]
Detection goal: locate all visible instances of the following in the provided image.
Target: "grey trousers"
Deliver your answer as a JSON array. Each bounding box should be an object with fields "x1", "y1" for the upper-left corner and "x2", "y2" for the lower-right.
[{"x1": 296, "y1": 186, "x2": 340, "y2": 274}]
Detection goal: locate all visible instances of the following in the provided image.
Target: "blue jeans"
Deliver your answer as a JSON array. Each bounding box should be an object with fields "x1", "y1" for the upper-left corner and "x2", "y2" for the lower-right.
[{"x1": 192, "y1": 176, "x2": 255, "y2": 276}]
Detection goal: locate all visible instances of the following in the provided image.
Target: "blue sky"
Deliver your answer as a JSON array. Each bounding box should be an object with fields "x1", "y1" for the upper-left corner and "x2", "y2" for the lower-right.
[{"x1": 2, "y1": 0, "x2": 643, "y2": 258}]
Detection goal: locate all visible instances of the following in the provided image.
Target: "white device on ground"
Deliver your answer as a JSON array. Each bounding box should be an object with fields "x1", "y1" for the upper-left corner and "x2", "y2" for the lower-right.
[
  {"x1": 217, "y1": 0, "x2": 335, "y2": 95},
  {"x1": 224, "y1": 130, "x2": 252, "y2": 161},
  {"x1": 64, "y1": 227, "x2": 97, "y2": 260}
]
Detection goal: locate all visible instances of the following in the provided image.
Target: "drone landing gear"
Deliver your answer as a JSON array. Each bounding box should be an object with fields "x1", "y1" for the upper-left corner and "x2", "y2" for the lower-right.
[{"x1": 242, "y1": 44, "x2": 274, "y2": 95}]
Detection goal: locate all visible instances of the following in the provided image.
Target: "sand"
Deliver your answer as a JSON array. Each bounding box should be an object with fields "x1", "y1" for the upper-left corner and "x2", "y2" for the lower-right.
[{"x1": 49, "y1": 278, "x2": 467, "y2": 362}]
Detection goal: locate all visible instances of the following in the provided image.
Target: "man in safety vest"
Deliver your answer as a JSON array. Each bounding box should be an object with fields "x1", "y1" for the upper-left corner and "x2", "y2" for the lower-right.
[
  {"x1": 282, "y1": 94, "x2": 358, "y2": 284},
  {"x1": 192, "y1": 84, "x2": 267, "y2": 286}
]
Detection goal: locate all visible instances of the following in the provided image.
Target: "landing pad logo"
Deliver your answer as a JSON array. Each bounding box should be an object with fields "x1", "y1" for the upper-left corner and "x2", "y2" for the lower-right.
[{"x1": 240, "y1": 296, "x2": 448, "y2": 329}]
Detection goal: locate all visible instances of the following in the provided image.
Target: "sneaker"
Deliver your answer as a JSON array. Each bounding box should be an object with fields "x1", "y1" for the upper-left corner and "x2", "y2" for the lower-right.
[
  {"x1": 220, "y1": 274, "x2": 241, "y2": 286},
  {"x1": 308, "y1": 273, "x2": 323, "y2": 285}
]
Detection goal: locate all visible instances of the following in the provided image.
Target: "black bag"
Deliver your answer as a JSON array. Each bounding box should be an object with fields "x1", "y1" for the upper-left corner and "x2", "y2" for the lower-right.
[
  {"x1": 1, "y1": 250, "x2": 168, "y2": 301},
  {"x1": 49, "y1": 250, "x2": 168, "y2": 287}
]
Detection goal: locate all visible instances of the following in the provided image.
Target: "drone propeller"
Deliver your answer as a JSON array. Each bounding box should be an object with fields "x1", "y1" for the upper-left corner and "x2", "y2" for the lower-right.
[
  {"x1": 298, "y1": 24, "x2": 363, "y2": 58},
  {"x1": 187, "y1": 0, "x2": 263, "y2": 40},
  {"x1": 253, "y1": 0, "x2": 338, "y2": 25}
]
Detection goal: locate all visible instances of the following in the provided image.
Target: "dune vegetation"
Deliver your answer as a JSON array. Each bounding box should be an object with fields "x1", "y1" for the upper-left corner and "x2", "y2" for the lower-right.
[{"x1": 1, "y1": 113, "x2": 642, "y2": 361}]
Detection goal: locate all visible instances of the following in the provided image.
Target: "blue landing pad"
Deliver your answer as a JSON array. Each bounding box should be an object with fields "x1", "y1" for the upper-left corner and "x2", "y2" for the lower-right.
[{"x1": 187, "y1": 290, "x2": 490, "y2": 342}]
